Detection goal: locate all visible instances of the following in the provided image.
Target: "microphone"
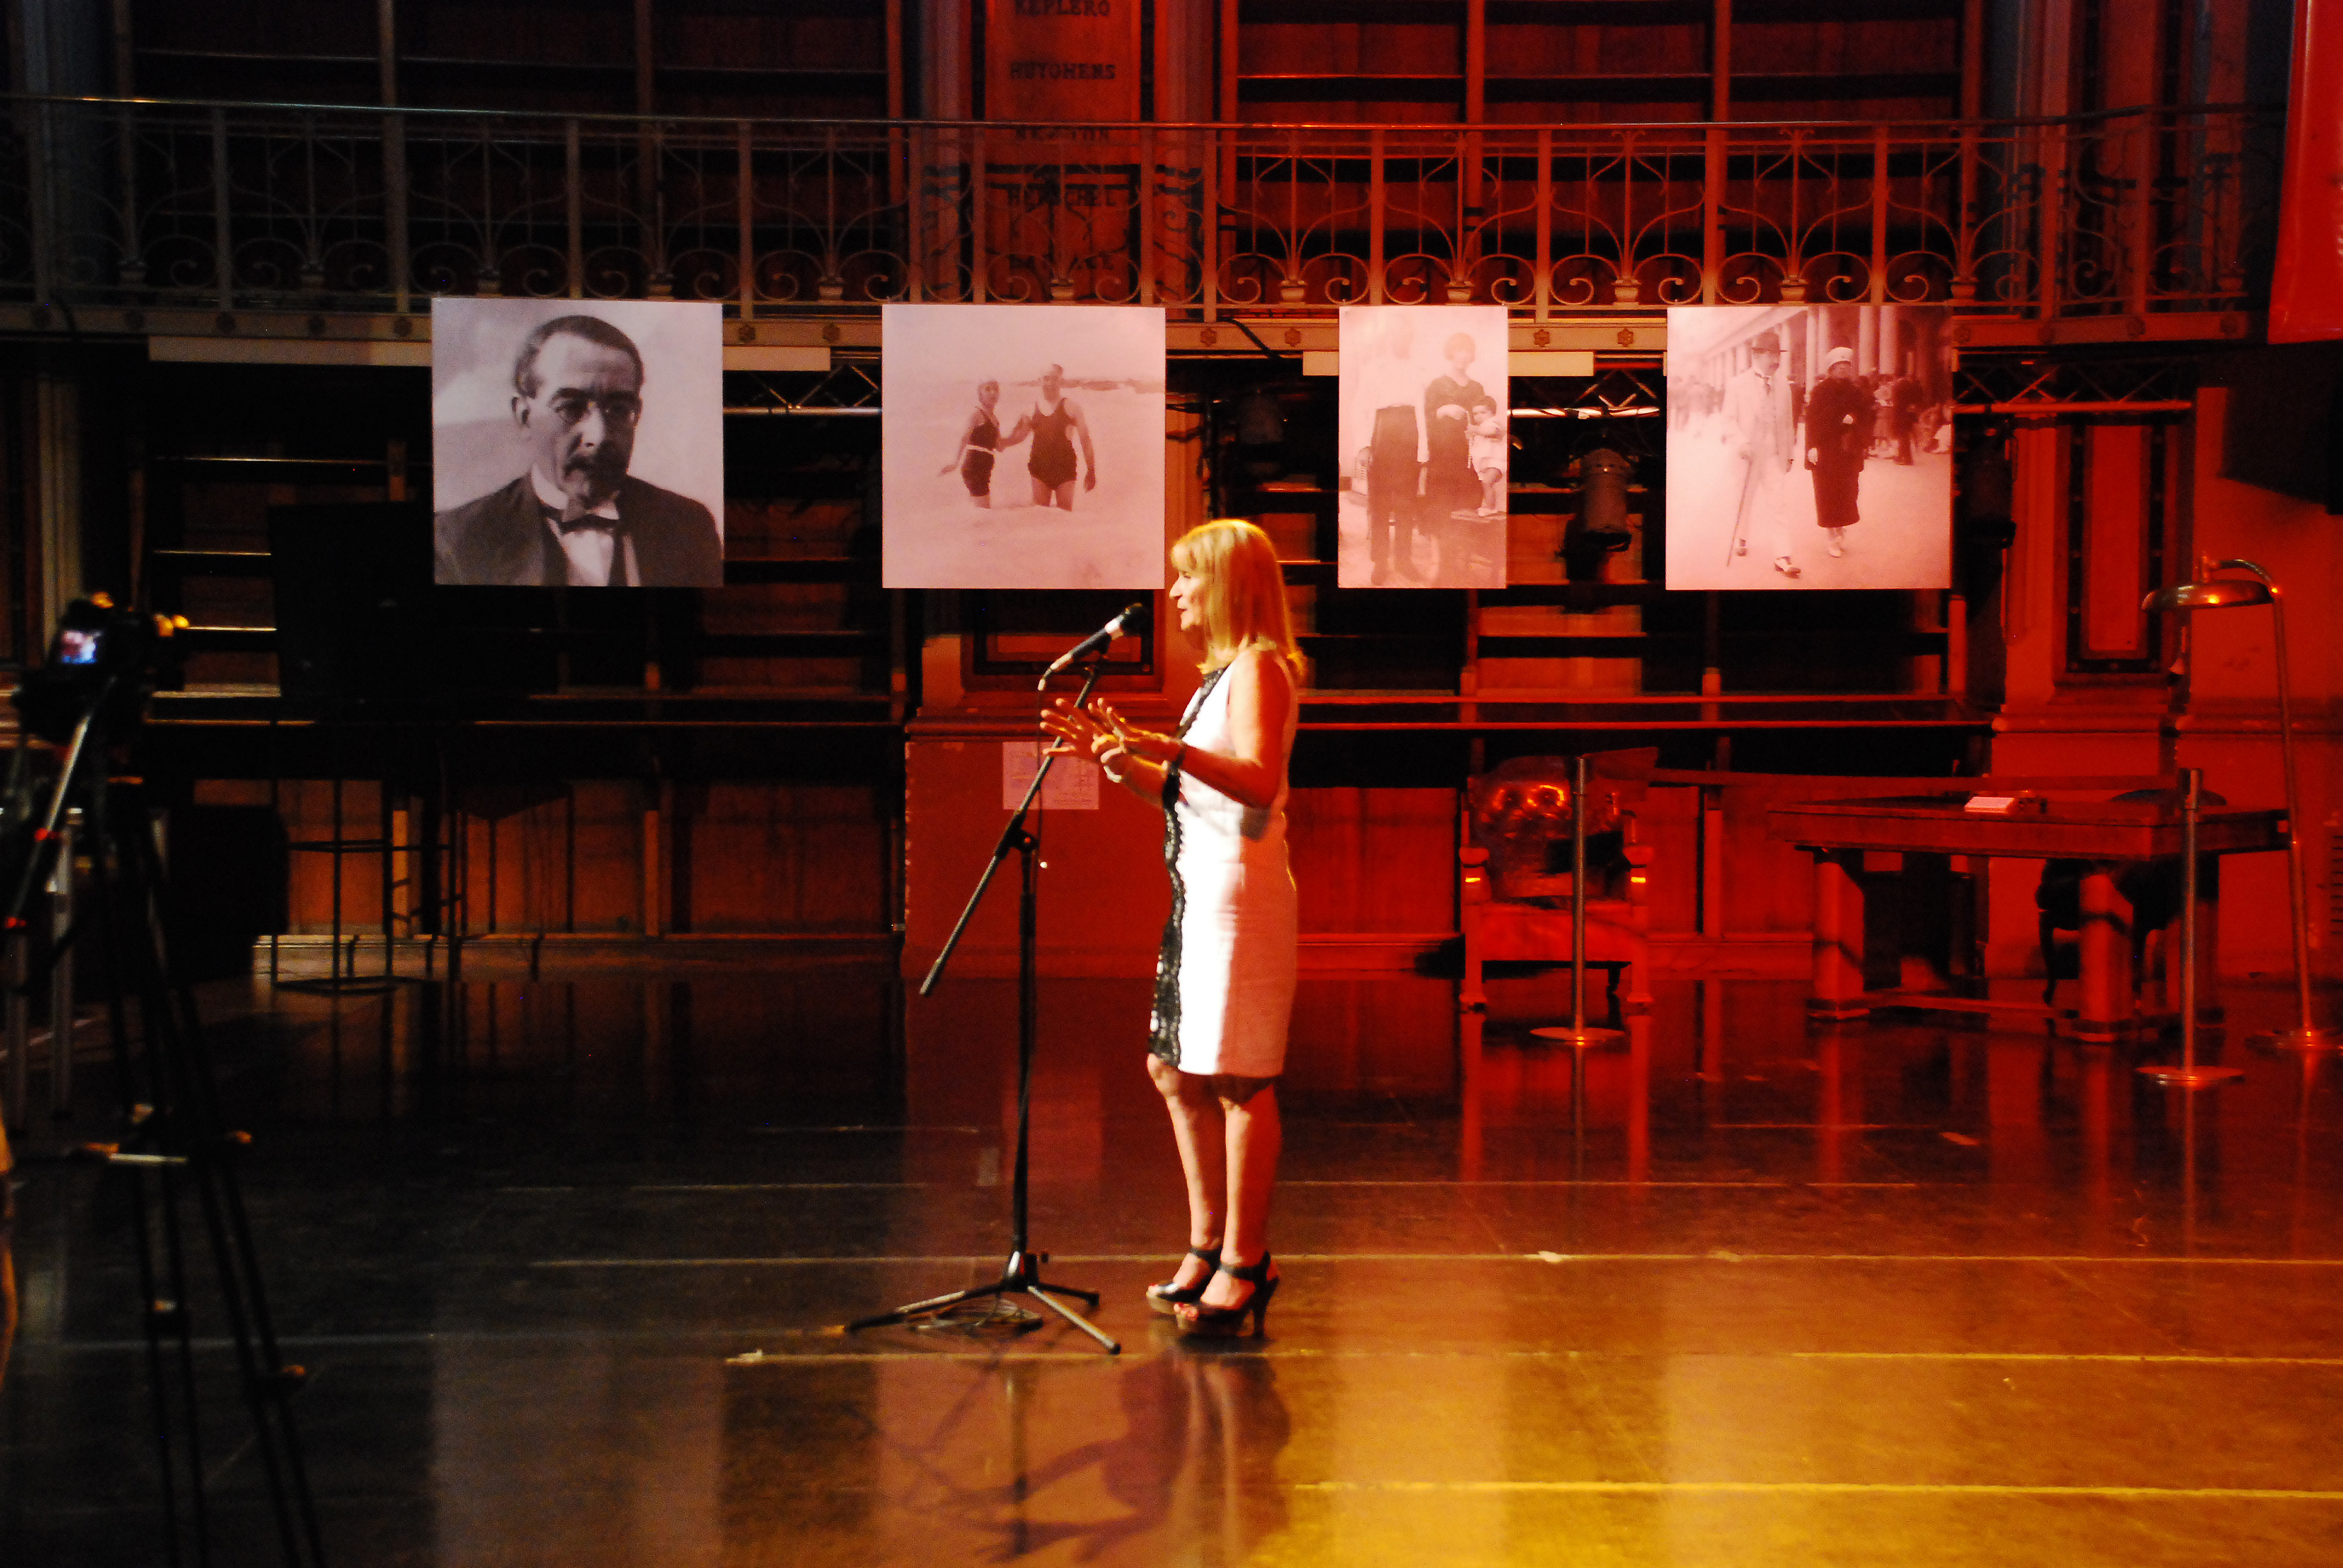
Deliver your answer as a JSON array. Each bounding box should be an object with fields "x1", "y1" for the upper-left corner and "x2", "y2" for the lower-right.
[{"x1": 1041, "y1": 602, "x2": 1149, "y2": 680}]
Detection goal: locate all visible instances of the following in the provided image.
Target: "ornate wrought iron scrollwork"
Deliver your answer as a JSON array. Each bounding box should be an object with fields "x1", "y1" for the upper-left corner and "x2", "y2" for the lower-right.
[{"x1": 0, "y1": 94, "x2": 2279, "y2": 327}]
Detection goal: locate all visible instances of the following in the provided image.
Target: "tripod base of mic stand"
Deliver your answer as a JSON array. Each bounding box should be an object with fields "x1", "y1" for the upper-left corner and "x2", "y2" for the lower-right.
[
  {"x1": 1532, "y1": 1024, "x2": 1625, "y2": 1048},
  {"x1": 2250, "y1": 1025, "x2": 2343, "y2": 1052},
  {"x1": 847, "y1": 1249, "x2": 1121, "y2": 1354}
]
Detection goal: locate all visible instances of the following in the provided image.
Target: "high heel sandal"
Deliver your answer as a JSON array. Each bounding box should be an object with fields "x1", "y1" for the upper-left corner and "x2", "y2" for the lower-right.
[
  {"x1": 1145, "y1": 1244, "x2": 1222, "y2": 1315},
  {"x1": 1175, "y1": 1254, "x2": 1278, "y2": 1338}
]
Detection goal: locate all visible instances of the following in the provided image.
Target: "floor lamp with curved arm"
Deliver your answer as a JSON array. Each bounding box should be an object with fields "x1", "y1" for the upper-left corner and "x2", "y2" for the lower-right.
[{"x1": 2144, "y1": 559, "x2": 2341, "y2": 1050}]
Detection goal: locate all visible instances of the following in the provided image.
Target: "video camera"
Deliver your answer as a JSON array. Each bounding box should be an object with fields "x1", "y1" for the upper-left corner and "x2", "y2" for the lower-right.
[{"x1": 13, "y1": 595, "x2": 186, "y2": 747}]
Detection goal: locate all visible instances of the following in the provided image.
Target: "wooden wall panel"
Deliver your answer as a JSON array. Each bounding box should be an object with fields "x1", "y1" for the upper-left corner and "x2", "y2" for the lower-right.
[
  {"x1": 903, "y1": 735, "x2": 1167, "y2": 978},
  {"x1": 988, "y1": 0, "x2": 1141, "y2": 121},
  {"x1": 1731, "y1": 19, "x2": 1919, "y2": 74},
  {"x1": 660, "y1": 7, "x2": 884, "y2": 73},
  {"x1": 179, "y1": 576, "x2": 274, "y2": 639},
  {"x1": 723, "y1": 498, "x2": 867, "y2": 558},
  {"x1": 273, "y1": 777, "x2": 895, "y2": 940},
  {"x1": 170, "y1": 476, "x2": 393, "y2": 688},
  {"x1": 1244, "y1": 21, "x2": 1460, "y2": 77},
  {"x1": 132, "y1": 0, "x2": 373, "y2": 55},
  {"x1": 399, "y1": 0, "x2": 635, "y2": 113},
  {"x1": 281, "y1": 777, "x2": 385, "y2": 933},
  {"x1": 695, "y1": 656, "x2": 871, "y2": 690},
  {"x1": 462, "y1": 785, "x2": 583, "y2": 936},
  {"x1": 1288, "y1": 786, "x2": 1455, "y2": 934},
  {"x1": 675, "y1": 783, "x2": 888, "y2": 934},
  {"x1": 569, "y1": 781, "x2": 650, "y2": 932},
  {"x1": 407, "y1": 2, "x2": 636, "y2": 69},
  {"x1": 701, "y1": 582, "x2": 854, "y2": 634},
  {"x1": 2077, "y1": 421, "x2": 2154, "y2": 662},
  {"x1": 1715, "y1": 774, "x2": 1853, "y2": 935},
  {"x1": 659, "y1": 2, "x2": 890, "y2": 118},
  {"x1": 175, "y1": 479, "x2": 275, "y2": 551},
  {"x1": 1637, "y1": 781, "x2": 1702, "y2": 935}
]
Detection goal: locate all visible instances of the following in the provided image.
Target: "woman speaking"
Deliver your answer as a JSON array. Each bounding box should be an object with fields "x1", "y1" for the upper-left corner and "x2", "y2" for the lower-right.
[{"x1": 1040, "y1": 518, "x2": 1300, "y2": 1338}]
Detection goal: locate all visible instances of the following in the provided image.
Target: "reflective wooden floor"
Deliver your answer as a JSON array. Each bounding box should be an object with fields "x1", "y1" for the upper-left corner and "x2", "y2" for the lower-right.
[{"x1": 5, "y1": 963, "x2": 2343, "y2": 1566}]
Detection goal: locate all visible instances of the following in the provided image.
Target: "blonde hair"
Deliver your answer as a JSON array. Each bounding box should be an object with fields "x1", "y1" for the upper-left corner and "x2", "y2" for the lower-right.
[{"x1": 1170, "y1": 518, "x2": 1301, "y2": 673}]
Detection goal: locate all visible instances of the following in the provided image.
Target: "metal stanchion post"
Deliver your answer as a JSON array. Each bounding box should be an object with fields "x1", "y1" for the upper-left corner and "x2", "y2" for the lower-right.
[
  {"x1": 2142, "y1": 768, "x2": 2241, "y2": 1090},
  {"x1": 4, "y1": 931, "x2": 24, "y2": 1132},
  {"x1": 49, "y1": 806, "x2": 77, "y2": 1112},
  {"x1": 1533, "y1": 753, "x2": 1625, "y2": 1051}
]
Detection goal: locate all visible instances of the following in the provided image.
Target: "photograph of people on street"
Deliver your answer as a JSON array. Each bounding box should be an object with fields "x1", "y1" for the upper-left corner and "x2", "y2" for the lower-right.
[
  {"x1": 1663, "y1": 303, "x2": 1952, "y2": 590},
  {"x1": 431, "y1": 298, "x2": 726, "y2": 588},
  {"x1": 882, "y1": 304, "x2": 1165, "y2": 589},
  {"x1": 1335, "y1": 304, "x2": 1509, "y2": 589}
]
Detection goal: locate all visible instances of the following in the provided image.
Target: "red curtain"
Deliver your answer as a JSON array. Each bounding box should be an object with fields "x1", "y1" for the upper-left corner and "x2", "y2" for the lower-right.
[{"x1": 2272, "y1": 0, "x2": 2343, "y2": 341}]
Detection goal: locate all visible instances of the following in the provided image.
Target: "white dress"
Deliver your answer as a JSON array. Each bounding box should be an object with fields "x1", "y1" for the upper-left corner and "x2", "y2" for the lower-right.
[{"x1": 1149, "y1": 653, "x2": 1300, "y2": 1077}]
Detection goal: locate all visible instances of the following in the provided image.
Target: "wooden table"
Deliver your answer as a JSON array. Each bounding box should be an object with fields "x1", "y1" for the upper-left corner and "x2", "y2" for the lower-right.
[{"x1": 1767, "y1": 795, "x2": 2287, "y2": 1037}]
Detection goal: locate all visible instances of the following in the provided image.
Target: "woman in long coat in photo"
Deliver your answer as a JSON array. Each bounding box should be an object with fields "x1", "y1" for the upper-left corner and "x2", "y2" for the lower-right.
[{"x1": 1804, "y1": 345, "x2": 1870, "y2": 558}]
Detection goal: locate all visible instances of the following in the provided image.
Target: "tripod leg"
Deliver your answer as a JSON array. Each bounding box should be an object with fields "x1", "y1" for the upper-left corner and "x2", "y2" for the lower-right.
[
  {"x1": 1024, "y1": 1284, "x2": 1121, "y2": 1354},
  {"x1": 163, "y1": 1173, "x2": 225, "y2": 1567},
  {"x1": 159, "y1": 926, "x2": 329, "y2": 1566},
  {"x1": 108, "y1": 789, "x2": 329, "y2": 1568},
  {"x1": 123, "y1": 1163, "x2": 196, "y2": 1567},
  {"x1": 93, "y1": 839, "x2": 202, "y2": 1565},
  {"x1": 1028, "y1": 1273, "x2": 1099, "y2": 1308},
  {"x1": 847, "y1": 1279, "x2": 1006, "y2": 1333}
]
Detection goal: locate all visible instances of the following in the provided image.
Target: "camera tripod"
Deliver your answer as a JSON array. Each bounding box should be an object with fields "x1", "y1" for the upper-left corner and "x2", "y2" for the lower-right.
[{"x1": 4, "y1": 687, "x2": 326, "y2": 1566}]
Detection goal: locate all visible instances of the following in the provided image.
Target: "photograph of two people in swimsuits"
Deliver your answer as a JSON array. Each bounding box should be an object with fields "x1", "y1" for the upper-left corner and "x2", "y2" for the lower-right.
[
  {"x1": 936, "y1": 365, "x2": 1096, "y2": 511},
  {"x1": 883, "y1": 304, "x2": 1166, "y2": 590}
]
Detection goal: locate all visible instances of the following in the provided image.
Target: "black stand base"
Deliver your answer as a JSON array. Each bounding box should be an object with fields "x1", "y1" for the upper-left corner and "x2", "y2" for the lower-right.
[{"x1": 849, "y1": 1249, "x2": 1120, "y2": 1353}]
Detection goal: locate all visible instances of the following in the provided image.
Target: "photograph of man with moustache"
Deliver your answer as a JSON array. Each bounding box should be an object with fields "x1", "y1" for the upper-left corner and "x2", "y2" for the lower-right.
[{"x1": 433, "y1": 302, "x2": 724, "y2": 588}]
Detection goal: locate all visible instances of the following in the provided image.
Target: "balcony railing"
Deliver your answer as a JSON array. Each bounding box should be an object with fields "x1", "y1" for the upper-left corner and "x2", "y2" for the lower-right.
[{"x1": 0, "y1": 94, "x2": 2281, "y2": 321}]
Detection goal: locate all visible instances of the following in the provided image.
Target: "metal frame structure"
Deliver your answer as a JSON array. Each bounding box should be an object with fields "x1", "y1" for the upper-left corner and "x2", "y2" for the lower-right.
[{"x1": 0, "y1": 94, "x2": 2278, "y2": 330}]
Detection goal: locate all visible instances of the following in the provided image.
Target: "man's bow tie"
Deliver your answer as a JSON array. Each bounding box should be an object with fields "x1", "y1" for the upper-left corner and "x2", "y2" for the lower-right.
[{"x1": 544, "y1": 505, "x2": 618, "y2": 535}]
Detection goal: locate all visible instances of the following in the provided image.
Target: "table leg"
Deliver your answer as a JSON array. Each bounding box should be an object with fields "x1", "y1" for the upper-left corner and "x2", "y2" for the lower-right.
[
  {"x1": 2076, "y1": 866, "x2": 2134, "y2": 1040},
  {"x1": 1808, "y1": 849, "x2": 1869, "y2": 1020}
]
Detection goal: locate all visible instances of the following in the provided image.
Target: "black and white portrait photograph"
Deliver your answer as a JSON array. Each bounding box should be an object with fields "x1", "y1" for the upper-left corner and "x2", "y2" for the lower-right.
[
  {"x1": 431, "y1": 298, "x2": 725, "y2": 589},
  {"x1": 1663, "y1": 304, "x2": 1953, "y2": 590},
  {"x1": 1335, "y1": 304, "x2": 1509, "y2": 589},
  {"x1": 881, "y1": 304, "x2": 1166, "y2": 589}
]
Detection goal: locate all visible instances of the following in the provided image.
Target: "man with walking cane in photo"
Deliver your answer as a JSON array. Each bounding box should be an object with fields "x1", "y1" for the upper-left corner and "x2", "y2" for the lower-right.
[{"x1": 1720, "y1": 332, "x2": 1800, "y2": 578}]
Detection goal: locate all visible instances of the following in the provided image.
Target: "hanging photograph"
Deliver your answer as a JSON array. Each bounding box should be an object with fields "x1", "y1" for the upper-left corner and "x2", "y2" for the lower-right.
[
  {"x1": 431, "y1": 298, "x2": 726, "y2": 588},
  {"x1": 1335, "y1": 304, "x2": 1510, "y2": 589},
  {"x1": 882, "y1": 304, "x2": 1167, "y2": 590},
  {"x1": 1663, "y1": 303, "x2": 1953, "y2": 591}
]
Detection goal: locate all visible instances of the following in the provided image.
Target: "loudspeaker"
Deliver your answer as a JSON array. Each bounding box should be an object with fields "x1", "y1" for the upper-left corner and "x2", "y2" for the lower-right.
[{"x1": 267, "y1": 502, "x2": 433, "y2": 711}]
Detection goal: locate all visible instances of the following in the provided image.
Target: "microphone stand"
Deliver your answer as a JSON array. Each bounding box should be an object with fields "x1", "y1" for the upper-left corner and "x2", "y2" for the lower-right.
[{"x1": 847, "y1": 653, "x2": 1120, "y2": 1353}]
